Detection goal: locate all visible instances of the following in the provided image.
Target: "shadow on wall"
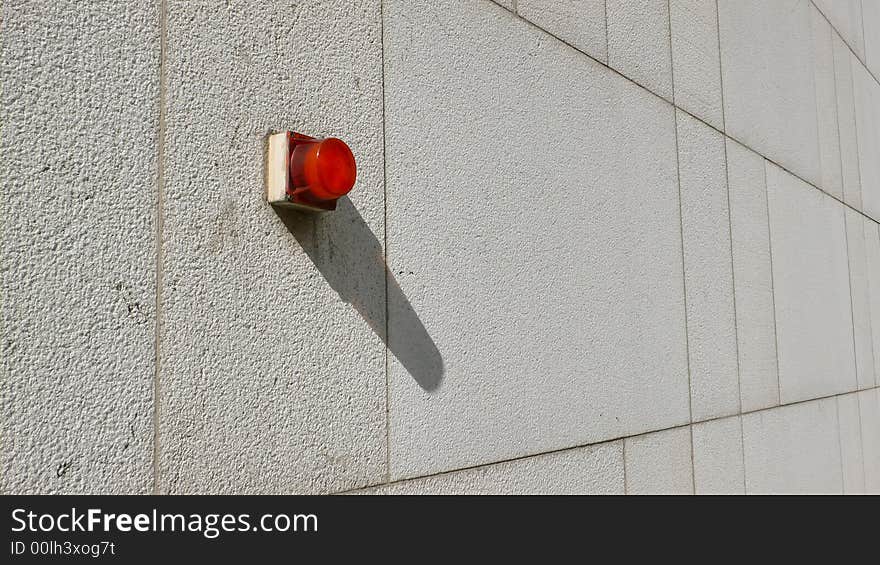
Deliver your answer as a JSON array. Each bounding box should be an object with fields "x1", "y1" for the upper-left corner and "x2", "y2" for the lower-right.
[{"x1": 275, "y1": 198, "x2": 444, "y2": 391}]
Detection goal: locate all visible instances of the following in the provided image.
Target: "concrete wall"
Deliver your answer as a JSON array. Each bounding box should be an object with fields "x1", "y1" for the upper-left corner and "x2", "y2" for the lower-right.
[{"x1": 2, "y1": 0, "x2": 879, "y2": 494}]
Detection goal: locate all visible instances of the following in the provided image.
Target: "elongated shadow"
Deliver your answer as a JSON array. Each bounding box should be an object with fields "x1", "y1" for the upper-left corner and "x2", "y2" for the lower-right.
[{"x1": 275, "y1": 198, "x2": 444, "y2": 391}]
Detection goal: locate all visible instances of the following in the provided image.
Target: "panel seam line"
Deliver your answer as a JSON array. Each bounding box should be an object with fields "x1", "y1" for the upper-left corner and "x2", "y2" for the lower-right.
[
  {"x1": 152, "y1": 0, "x2": 169, "y2": 496},
  {"x1": 722, "y1": 129, "x2": 746, "y2": 490},
  {"x1": 667, "y1": 7, "x2": 695, "y2": 496},
  {"x1": 380, "y1": 0, "x2": 392, "y2": 485},
  {"x1": 763, "y1": 160, "x2": 783, "y2": 407},
  {"x1": 715, "y1": 0, "x2": 727, "y2": 130}
]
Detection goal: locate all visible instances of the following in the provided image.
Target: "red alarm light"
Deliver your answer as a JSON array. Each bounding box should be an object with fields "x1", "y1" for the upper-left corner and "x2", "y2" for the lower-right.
[
  {"x1": 266, "y1": 131, "x2": 357, "y2": 212},
  {"x1": 289, "y1": 133, "x2": 357, "y2": 201}
]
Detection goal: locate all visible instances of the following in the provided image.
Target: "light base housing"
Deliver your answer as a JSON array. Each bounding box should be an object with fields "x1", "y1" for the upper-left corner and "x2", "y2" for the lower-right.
[{"x1": 266, "y1": 132, "x2": 345, "y2": 213}]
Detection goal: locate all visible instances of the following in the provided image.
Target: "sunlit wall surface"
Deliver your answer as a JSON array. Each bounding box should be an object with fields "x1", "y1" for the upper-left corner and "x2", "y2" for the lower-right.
[{"x1": 2, "y1": 0, "x2": 879, "y2": 494}]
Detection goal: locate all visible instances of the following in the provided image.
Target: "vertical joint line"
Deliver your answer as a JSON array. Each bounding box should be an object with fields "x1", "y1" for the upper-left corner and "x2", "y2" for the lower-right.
[
  {"x1": 689, "y1": 425, "x2": 695, "y2": 494},
  {"x1": 842, "y1": 210, "x2": 861, "y2": 390},
  {"x1": 726, "y1": 139, "x2": 748, "y2": 494},
  {"x1": 830, "y1": 21, "x2": 846, "y2": 206},
  {"x1": 807, "y1": 5, "x2": 824, "y2": 187},
  {"x1": 380, "y1": 0, "x2": 392, "y2": 485},
  {"x1": 831, "y1": 24, "x2": 867, "y2": 390},
  {"x1": 715, "y1": 0, "x2": 726, "y2": 130},
  {"x1": 856, "y1": 392, "x2": 868, "y2": 491},
  {"x1": 717, "y1": 27, "x2": 741, "y2": 495},
  {"x1": 738, "y1": 415, "x2": 747, "y2": 493},
  {"x1": 858, "y1": 0, "x2": 867, "y2": 64},
  {"x1": 762, "y1": 161, "x2": 782, "y2": 406},
  {"x1": 152, "y1": 0, "x2": 169, "y2": 496},
  {"x1": 672, "y1": 109, "x2": 693, "y2": 425},
  {"x1": 847, "y1": 42, "x2": 865, "y2": 213},
  {"x1": 833, "y1": 398, "x2": 845, "y2": 492},
  {"x1": 723, "y1": 138, "x2": 743, "y2": 414},
  {"x1": 603, "y1": 0, "x2": 609, "y2": 64},
  {"x1": 666, "y1": 0, "x2": 676, "y2": 105},
  {"x1": 868, "y1": 222, "x2": 880, "y2": 389}
]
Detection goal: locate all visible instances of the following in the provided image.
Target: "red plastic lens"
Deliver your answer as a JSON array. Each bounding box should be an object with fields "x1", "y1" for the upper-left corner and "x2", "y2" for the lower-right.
[{"x1": 289, "y1": 136, "x2": 357, "y2": 202}]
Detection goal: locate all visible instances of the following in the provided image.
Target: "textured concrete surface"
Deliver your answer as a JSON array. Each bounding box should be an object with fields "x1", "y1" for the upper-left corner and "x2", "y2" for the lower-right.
[
  {"x1": 859, "y1": 388, "x2": 880, "y2": 493},
  {"x1": 862, "y1": 0, "x2": 880, "y2": 81},
  {"x1": 385, "y1": 0, "x2": 688, "y2": 479},
  {"x1": 1, "y1": 0, "x2": 161, "y2": 494},
  {"x1": 726, "y1": 139, "x2": 779, "y2": 412},
  {"x1": 606, "y1": 0, "x2": 673, "y2": 101},
  {"x1": 853, "y1": 60, "x2": 880, "y2": 221},
  {"x1": 4, "y1": 0, "x2": 880, "y2": 496},
  {"x1": 156, "y1": 0, "x2": 386, "y2": 494},
  {"x1": 517, "y1": 0, "x2": 607, "y2": 63},
  {"x1": 718, "y1": 0, "x2": 825, "y2": 191},
  {"x1": 809, "y1": 5, "x2": 843, "y2": 199},
  {"x1": 742, "y1": 398, "x2": 843, "y2": 494},
  {"x1": 845, "y1": 208, "x2": 877, "y2": 390},
  {"x1": 624, "y1": 427, "x2": 693, "y2": 494},
  {"x1": 766, "y1": 163, "x2": 857, "y2": 403},
  {"x1": 865, "y1": 220, "x2": 880, "y2": 387},
  {"x1": 834, "y1": 33, "x2": 863, "y2": 210},
  {"x1": 669, "y1": 0, "x2": 724, "y2": 130},
  {"x1": 813, "y1": 0, "x2": 864, "y2": 61},
  {"x1": 692, "y1": 416, "x2": 744, "y2": 494},
  {"x1": 836, "y1": 393, "x2": 865, "y2": 494},
  {"x1": 359, "y1": 441, "x2": 624, "y2": 495},
  {"x1": 676, "y1": 110, "x2": 739, "y2": 420}
]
